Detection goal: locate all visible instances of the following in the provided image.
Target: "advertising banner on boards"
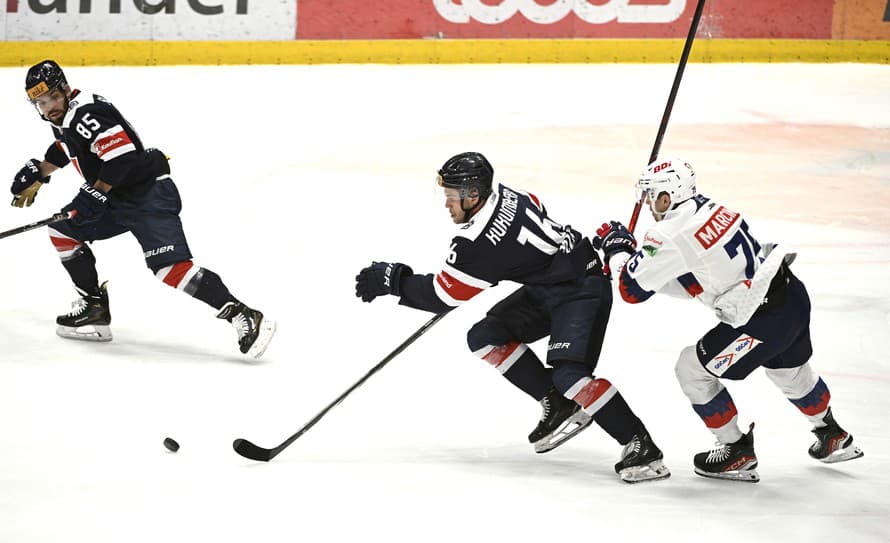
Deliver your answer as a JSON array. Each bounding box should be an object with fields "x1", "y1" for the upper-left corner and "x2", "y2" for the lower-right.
[{"x1": 2, "y1": 0, "x2": 296, "y2": 40}]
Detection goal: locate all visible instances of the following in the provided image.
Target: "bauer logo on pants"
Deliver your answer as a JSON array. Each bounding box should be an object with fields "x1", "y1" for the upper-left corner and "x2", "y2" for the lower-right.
[{"x1": 706, "y1": 334, "x2": 762, "y2": 376}]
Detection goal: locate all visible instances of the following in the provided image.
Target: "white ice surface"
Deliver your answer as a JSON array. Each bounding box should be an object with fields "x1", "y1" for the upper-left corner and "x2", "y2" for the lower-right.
[{"x1": 1, "y1": 63, "x2": 888, "y2": 542}]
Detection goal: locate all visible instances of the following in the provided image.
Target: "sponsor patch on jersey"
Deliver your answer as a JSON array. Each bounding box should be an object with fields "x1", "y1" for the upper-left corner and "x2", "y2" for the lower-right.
[
  {"x1": 706, "y1": 334, "x2": 762, "y2": 376},
  {"x1": 695, "y1": 206, "x2": 740, "y2": 250},
  {"x1": 643, "y1": 245, "x2": 659, "y2": 256}
]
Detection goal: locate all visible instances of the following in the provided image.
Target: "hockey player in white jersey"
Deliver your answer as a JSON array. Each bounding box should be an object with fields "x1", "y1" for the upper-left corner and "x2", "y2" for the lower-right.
[{"x1": 594, "y1": 157, "x2": 863, "y2": 482}]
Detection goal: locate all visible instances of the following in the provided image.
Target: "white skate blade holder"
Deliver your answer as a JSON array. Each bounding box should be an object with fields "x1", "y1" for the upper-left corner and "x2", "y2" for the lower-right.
[
  {"x1": 246, "y1": 318, "x2": 277, "y2": 359},
  {"x1": 694, "y1": 465, "x2": 760, "y2": 483},
  {"x1": 818, "y1": 445, "x2": 864, "y2": 464},
  {"x1": 619, "y1": 460, "x2": 672, "y2": 484},
  {"x1": 56, "y1": 324, "x2": 113, "y2": 342},
  {"x1": 533, "y1": 410, "x2": 595, "y2": 454}
]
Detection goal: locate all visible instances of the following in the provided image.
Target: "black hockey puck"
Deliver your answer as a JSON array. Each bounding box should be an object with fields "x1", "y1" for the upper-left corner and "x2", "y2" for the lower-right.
[{"x1": 163, "y1": 437, "x2": 180, "y2": 452}]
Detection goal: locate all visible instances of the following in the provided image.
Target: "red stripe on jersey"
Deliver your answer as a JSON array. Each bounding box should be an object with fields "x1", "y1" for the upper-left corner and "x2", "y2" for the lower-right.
[
  {"x1": 161, "y1": 261, "x2": 194, "y2": 288},
  {"x1": 572, "y1": 378, "x2": 612, "y2": 409},
  {"x1": 50, "y1": 235, "x2": 80, "y2": 252},
  {"x1": 527, "y1": 192, "x2": 541, "y2": 210},
  {"x1": 71, "y1": 157, "x2": 82, "y2": 177},
  {"x1": 436, "y1": 270, "x2": 483, "y2": 302},
  {"x1": 95, "y1": 130, "x2": 133, "y2": 159},
  {"x1": 482, "y1": 341, "x2": 521, "y2": 368}
]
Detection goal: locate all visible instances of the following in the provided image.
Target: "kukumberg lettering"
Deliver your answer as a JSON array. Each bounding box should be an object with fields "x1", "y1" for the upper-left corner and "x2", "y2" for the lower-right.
[
  {"x1": 485, "y1": 188, "x2": 519, "y2": 245},
  {"x1": 7, "y1": 0, "x2": 249, "y2": 15}
]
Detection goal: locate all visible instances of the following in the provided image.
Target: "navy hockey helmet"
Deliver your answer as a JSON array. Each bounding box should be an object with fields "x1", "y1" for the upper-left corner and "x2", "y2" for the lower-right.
[
  {"x1": 437, "y1": 151, "x2": 494, "y2": 202},
  {"x1": 26, "y1": 59, "x2": 68, "y2": 102}
]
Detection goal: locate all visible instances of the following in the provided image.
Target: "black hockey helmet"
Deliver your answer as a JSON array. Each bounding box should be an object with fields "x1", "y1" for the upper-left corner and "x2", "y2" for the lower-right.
[
  {"x1": 26, "y1": 59, "x2": 68, "y2": 102},
  {"x1": 437, "y1": 151, "x2": 494, "y2": 202}
]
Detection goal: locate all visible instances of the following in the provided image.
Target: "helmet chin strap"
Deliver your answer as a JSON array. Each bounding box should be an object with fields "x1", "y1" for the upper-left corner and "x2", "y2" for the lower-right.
[{"x1": 649, "y1": 197, "x2": 666, "y2": 221}]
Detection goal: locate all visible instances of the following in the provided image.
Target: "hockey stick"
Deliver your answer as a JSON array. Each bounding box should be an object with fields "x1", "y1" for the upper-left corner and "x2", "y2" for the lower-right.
[
  {"x1": 0, "y1": 211, "x2": 71, "y2": 240},
  {"x1": 233, "y1": 311, "x2": 448, "y2": 462},
  {"x1": 627, "y1": 0, "x2": 707, "y2": 235}
]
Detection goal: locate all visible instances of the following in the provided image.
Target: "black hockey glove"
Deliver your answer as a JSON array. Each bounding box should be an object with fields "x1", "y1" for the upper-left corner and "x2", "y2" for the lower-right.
[
  {"x1": 10, "y1": 158, "x2": 50, "y2": 208},
  {"x1": 63, "y1": 183, "x2": 109, "y2": 226},
  {"x1": 355, "y1": 261, "x2": 414, "y2": 303},
  {"x1": 592, "y1": 221, "x2": 637, "y2": 263}
]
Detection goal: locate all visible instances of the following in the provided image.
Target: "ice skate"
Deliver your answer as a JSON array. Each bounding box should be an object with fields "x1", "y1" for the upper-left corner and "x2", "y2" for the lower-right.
[
  {"x1": 809, "y1": 407, "x2": 864, "y2": 464},
  {"x1": 693, "y1": 423, "x2": 759, "y2": 483},
  {"x1": 614, "y1": 429, "x2": 671, "y2": 483},
  {"x1": 217, "y1": 301, "x2": 276, "y2": 359},
  {"x1": 529, "y1": 387, "x2": 594, "y2": 453},
  {"x1": 55, "y1": 282, "x2": 112, "y2": 342}
]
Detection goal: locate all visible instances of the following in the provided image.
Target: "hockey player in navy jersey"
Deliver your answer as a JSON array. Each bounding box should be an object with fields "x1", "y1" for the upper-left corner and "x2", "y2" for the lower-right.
[
  {"x1": 355, "y1": 151, "x2": 669, "y2": 483},
  {"x1": 595, "y1": 157, "x2": 863, "y2": 482},
  {"x1": 10, "y1": 60, "x2": 275, "y2": 358}
]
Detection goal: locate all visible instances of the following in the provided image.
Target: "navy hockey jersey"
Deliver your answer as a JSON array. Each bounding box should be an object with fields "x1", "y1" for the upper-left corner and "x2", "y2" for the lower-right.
[
  {"x1": 399, "y1": 182, "x2": 597, "y2": 313},
  {"x1": 43, "y1": 89, "x2": 167, "y2": 202}
]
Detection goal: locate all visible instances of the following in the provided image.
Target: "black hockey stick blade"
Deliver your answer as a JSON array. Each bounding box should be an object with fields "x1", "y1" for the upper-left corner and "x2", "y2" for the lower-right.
[
  {"x1": 232, "y1": 438, "x2": 277, "y2": 462},
  {"x1": 232, "y1": 312, "x2": 447, "y2": 462}
]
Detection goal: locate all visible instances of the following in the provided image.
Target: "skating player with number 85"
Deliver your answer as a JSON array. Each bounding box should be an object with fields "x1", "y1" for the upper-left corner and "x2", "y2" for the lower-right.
[
  {"x1": 10, "y1": 60, "x2": 275, "y2": 358},
  {"x1": 355, "y1": 152, "x2": 670, "y2": 484},
  {"x1": 597, "y1": 157, "x2": 863, "y2": 482}
]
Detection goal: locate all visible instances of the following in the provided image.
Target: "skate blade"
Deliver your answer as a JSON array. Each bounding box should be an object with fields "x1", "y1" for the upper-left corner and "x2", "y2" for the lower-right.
[
  {"x1": 818, "y1": 445, "x2": 864, "y2": 464},
  {"x1": 246, "y1": 319, "x2": 276, "y2": 359},
  {"x1": 533, "y1": 410, "x2": 594, "y2": 454},
  {"x1": 694, "y1": 463, "x2": 760, "y2": 483},
  {"x1": 56, "y1": 324, "x2": 113, "y2": 342},
  {"x1": 619, "y1": 460, "x2": 671, "y2": 484}
]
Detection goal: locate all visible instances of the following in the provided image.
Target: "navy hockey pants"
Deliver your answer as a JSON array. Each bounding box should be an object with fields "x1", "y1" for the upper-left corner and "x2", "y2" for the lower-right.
[
  {"x1": 467, "y1": 273, "x2": 612, "y2": 372},
  {"x1": 696, "y1": 271, "x2": 812, "y2": 380},
  {"x1": 52, "y1": 178, "x2": 193, "y2": 272}
]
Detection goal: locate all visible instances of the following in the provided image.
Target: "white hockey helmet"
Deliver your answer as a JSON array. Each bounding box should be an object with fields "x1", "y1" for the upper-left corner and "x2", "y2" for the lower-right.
[{"x1": 637, "y1": 157, "x2": 697, "y2": 205}]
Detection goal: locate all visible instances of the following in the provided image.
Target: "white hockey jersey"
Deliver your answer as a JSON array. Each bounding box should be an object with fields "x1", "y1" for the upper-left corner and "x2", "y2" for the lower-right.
[{"x1": 616, "y1": 194, "x2": 789, "y2": 327}]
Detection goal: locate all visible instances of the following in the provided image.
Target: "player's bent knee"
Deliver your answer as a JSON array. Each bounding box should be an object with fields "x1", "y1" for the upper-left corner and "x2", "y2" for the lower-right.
[
  {"x1": 47, "y1": 226, "x2": 85, "y2": 261},
  {"x1": 764, "y1": 363, "x2": 818, "y2": 397},
  {"x1": 153, "y1": 260, "x2": 201, "y2": 292},
  {"x1": 675, "y1": 345, "x2": 720, "y2": 401},
  {"x1": 466, "y1": 317, "x2": 511, "y2": 353}
]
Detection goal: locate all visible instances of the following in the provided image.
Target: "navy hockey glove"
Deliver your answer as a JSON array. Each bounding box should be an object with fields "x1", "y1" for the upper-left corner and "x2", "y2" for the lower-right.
[
  {"x1": 63, "y1": 183, "x2": 109, "y2": 226},
  {"x1": 592, "y1": 221, "x2": 637, "y2": 263},
  {"x1": 355, "y1": 261, "x2": 414, "y2": 303},
  {"x1": 10, "y1": 158, "x2": 50, "y2": 208}
]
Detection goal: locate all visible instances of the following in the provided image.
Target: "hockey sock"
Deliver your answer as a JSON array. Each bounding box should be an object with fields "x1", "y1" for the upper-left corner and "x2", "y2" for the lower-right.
[
  {"x1": 60, "y1": 244, "x2": 100, "y2": 295},
  {"x1": 789, "y1": 378, "x2": 831, "y2": 427},
  {"x1": 764, "y1": 365, "x2": 831, "y2": 427},
  {"x1": 154, "y1": 262, "x2": 236, "y2": 310},
  {"x1": 564, "y1": 377, "x2": 643, "y2": 444},
  {"x1": 692, "y1": 387, "x2": 744, "y2": 444},
  {"x1": 473, "y1": 342, "x2": 552, "y2": 400}
]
